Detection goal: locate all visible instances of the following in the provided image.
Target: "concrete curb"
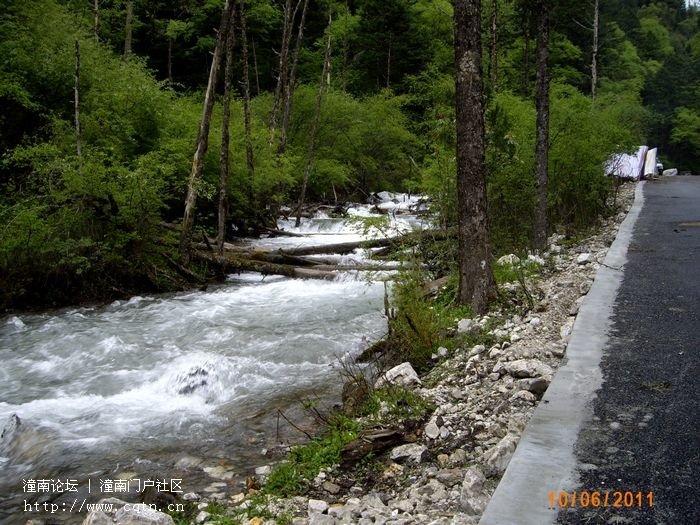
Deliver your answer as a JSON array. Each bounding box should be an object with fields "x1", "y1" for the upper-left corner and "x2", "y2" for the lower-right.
[{"x1": 479, "y1": 182, "x2": 646, "y2": 525}]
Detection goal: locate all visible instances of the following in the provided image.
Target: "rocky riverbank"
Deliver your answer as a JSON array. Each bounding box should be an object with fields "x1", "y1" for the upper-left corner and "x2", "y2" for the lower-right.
[{"x1": 79, "y1": 182, "x2": 637, "y2": 525}]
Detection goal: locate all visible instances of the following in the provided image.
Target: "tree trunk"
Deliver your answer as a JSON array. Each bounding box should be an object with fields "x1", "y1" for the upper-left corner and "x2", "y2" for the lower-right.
[
  {"x1": 124, "y1": 0, "x2": 133, "y2": 60},
  {"x1": 453, "y1": 0, "x2": 496, "y2": 314},
  {"x1": 534, "y1": 0, "x2": 551, "y2": 251},
  {"x1": 278, "y1": 0, "x2": 310, "y2": 156},
  {"x1": 295, "y1": 15, "x2": 332, "y2": 228},
  {"x1": 269, "y1": 0, "x2": 296, "y2": 133},
  {"x1": 179, "y1": 0, "x2": 233, "y2": 264},
  {"x1": 93, "y1": 0, "x2": 100, "y2": 42},
  {"x1": 168, "y1": 37, "x2": 173, "y2": 82},
  {"x1": 217, "y1": 3, "x2": 237, "y2": 254},
  {"x1": 489, "y1": 0, "x2": 499, "y2": 91},
  {"x1": 591, "y1": 0, "x2": 599, "y2": 100},
  {"x1": 74, "y1": 40, "x2": 82, "y2": 177},
  {"x1": 239, "y1": 0, "x2": 255, "y2": 203},
  {"x1": 252, "y1": 38, "x2": 261, "y2": 95}
]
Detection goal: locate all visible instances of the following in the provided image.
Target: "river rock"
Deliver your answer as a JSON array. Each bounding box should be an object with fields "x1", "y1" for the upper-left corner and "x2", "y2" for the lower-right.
[
  {"x1": 375, "y1": 362, "x2": 421, "y2": 389},
  {"x1": 81, "y1": 498, "x2": 175, "y2": 525}
]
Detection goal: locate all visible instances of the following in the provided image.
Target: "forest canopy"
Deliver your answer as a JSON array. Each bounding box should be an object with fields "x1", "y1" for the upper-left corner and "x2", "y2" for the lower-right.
[{"x1": 1, "y1": 0, "x2": 698, "y2": 310}]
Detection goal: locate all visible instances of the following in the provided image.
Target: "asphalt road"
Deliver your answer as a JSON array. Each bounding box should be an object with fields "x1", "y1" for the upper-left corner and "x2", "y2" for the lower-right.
[
  {"x1": 558, "y1": 176, "x2": 700, "y2": 524},
  {"x1": 480, "y1": 176, "x2": 700, "y2": 525}
]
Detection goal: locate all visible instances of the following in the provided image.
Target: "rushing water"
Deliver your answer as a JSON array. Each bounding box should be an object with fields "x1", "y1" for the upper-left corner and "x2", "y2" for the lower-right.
[{"x1": 0, "y1": 195, "x2": 426, "y2": 524}]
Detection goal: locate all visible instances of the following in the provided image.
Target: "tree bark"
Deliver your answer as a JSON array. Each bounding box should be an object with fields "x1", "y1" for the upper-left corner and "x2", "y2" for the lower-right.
[
  {"x1": 269, "y1": 0, "x2": 296, "y2": 133},
  {"x1": 295, "y1": 15, "x2": 332, "y2": 228},
  {"x1": 93, "y1": 0, "x2": 100, "y2": 43},
  {"x1": 74, "y1": 40, "x2": 82, "y2": 177},
  {"x1": 124, "y1": 0, "x2": 133, "y2": 60},
  {"x1": 591, "y1": 0, "x2": 599, "y2": 100},
  {"x1": 534, "y1": 0, "x2": 551, "y2": 251},
  {"x1": 278, "y1": 0, "x2": 310, "y2": 156},
  {"x1": 239, "y1": 0, "x2": 255, "y2": 203},
  {"x1": 179, "y1": 0, "x2": 233, "y2": 264},
  {"x1": 217, "y1": 3, "x2": 237, "y2": 254},
  {"x1": 489, "y1": 0, "x2": 499, "y2": 91},
  {"x1": 453, "y1": 0, "x2": 496, "y2": 314}
]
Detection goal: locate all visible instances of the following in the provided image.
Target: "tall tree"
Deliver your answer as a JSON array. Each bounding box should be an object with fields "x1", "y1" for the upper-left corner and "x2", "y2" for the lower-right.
[
  {"x1": 295, "y1": 14, "x2": 333, "y2": 227},
  {"x1": 453, "y1": 0, "x2": 496, "y2": 313},
  {"x1": 240, "y1": 0, "x2": 256, "y2": 203},
  {"x1": 591, "y1": 0, "x2": 600, "y2": 99},
  {"x1": 124, "y1": 0, "x2": 134, "y2": 60},
  {"x1": 179, "y1": 0, "x2": 234, "y2": 264},
  {"x1": 533, "y1": 0, "x2": 551, "y2": 251},
  {"x1": 217, "y1": 3, "x2": 237, "y2": 253}
]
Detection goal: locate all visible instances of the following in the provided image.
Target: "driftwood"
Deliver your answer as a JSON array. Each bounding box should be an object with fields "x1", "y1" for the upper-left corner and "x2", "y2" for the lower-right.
[
  {"x1": 194, "y1": 252, "x2": 338, "y2": 280},
  {"x1": 340, "y1": 429, "x2": 403, "y2": 467},
  {"x1": 186, "y1": 228, "x2": 455, "y2": 282}
]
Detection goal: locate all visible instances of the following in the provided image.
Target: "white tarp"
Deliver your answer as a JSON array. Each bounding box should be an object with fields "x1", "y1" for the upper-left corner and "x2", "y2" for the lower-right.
[
  {"x1": 643, "y1": 147, "x2": 658, "y2": 177},
  {"x1": 606, "y1": 146, "x2": 648, "y2": 180}
]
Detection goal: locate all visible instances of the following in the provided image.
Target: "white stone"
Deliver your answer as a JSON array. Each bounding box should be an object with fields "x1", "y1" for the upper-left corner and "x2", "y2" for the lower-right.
[
  {"x1": 308, "y1": 498, "x2": 329, "y2": 515},
  {"x1": 390, "y1": 443, "x2": 429, "y2": 464},
  {"x1": 375, "y1": 362, "x2": 421, "y2": 389},
  {"x1": 425, "y1": 420, "x2": 441, "y2": 440},
  {"x1": 459, "y1": 467, "x2": 489, "y2": 516},
  {"x1": 577, "y1": 252, "x2": 593, "y2": 265},
  {"x1": 497, "y1": 254, "x2": 521, "y2": 265},
  {"x1": 483, "y1": 433, "x2": 520, "y2": 477},
  {"x1": 504, "y1": 359, "x2": 554, "y2": 379}
]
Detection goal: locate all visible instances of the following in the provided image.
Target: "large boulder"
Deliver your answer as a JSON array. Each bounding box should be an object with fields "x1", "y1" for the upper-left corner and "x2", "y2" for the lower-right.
[{"x1": 374, "y1": 362, "x2": 421, "y2": 389}]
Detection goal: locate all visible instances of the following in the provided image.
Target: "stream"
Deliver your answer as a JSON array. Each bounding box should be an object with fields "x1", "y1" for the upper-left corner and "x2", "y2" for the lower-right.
[{"x1": 0, "y1": 194, "x2": 427, "y2": 524}]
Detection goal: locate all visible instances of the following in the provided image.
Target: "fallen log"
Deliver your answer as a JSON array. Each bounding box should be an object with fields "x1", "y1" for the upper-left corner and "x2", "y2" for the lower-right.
[
  {"x1": 193, "y1": 252, "x2": 338, "y2": 280},
  {"x1": 277, "y1": 229, "x2": 453, "y2": 257}
]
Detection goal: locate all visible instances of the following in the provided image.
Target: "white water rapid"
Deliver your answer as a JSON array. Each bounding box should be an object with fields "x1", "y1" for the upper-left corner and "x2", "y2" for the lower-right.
[{"x1": 0, "y1": 194, "x2": 427, "y2": 524}]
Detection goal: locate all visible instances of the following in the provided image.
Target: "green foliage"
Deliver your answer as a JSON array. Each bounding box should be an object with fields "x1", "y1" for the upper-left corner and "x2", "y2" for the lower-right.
[
  {"x1": 548, "y1": 84, "x2": 644, "y2": 230},
  {"x1": 359, "y1": 385, "x2": 434, "y2": 421},
  {"x1": 264, "y1": 415, "x2": 361, "y2": 497}
]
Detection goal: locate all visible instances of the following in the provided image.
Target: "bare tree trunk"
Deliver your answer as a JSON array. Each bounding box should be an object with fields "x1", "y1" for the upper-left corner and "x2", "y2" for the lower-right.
[
  {"x1": 269, "y1": 0, "x2": 296, "y2": 133},
  {"x1": 489, "y1": 0, "x2": 499, "y2": 91},
  {"x1": 386, "y1": 33, "x2": 392, "y2": 89},
  {"x1": 124, "y1": 0, "x2": 133, "y2": 60},
  {"x1": 168, "y1": 37, "x2": 173, "y2": 82},
  {"x1": 295, "y1": 16, "x2": 332, "y2": 228},
  {"x1": 278, "y1": 0, "x2": 310, "y2": 155},
  {"x1": 534, "y1": 0, "x2": 551, "y2": 251},
  {"x1": 217, "y1": 4, "x2": 237, "y2": 253},
  {"x1": 252, "y1": 38, "x2": 261, "y2": 96},
  {"x1": 591, "y1": 0, "x2": 599, "y2": 100},
  {"x1": 240, "y1": 0, "x2": 255, "y2": 203},
  {"x1": 523, "y1": 8, "x2": 531, "y2": 95},
  {"x1": 93, "y1": 0, "x2": 100, "y2": 43},
  {"x1": 453, "y1": 0, "x2": 495, "y2": 313},
  {"x1": 74, "y1": 40, "x2": 82, "y2": 176},
  {"x1": 179, "y1": 0, "x2": 233, "y2": 264}
]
